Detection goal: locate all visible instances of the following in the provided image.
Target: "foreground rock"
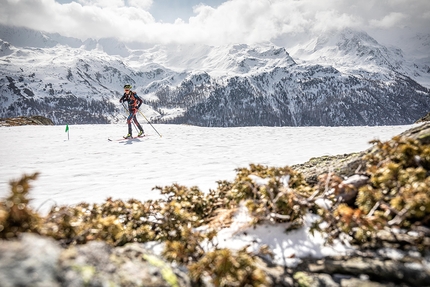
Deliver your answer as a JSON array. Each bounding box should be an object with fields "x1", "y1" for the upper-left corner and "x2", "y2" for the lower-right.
[
  {"x1": 400, "y1": 121, "x2": 430, "y2": 143},
  {"x1": 259, "y1": 251, "x2": 430, "y2": 287},
  {"x1": 0, "y1": 115, "x2": 54, "y2": 126},
  {"x1": 292, "y1": 253, "x2": 430, "y2": 287},
  {"x1": 1, "y1": 233, "x2": 429, "y2": 287},
  {"x1": 415, "y1": 112, "x2": 430, "y2": 123},
  {"x1": 0, "y1": 234, "x2": 190, "y2": 287}
]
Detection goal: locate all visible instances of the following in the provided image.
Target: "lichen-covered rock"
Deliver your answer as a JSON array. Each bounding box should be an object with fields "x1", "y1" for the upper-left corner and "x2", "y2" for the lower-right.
[
  {"x1": 400, "y1": 121, "x2": 430, "y2": 144},
  {"x1": 293, "y1": 271, "x2": 338, "y2": 287},
  {"x1": 291, "y1": 152, "x2": 366, "y2": 185},
  {"x1": 0, "y1": 234, "x2": 191, "y2": 287},
  {"x1": 415, "y1": 112, "x2": 430, "y2": 124},
  {"x1": 0, "y1": 233, "x2": 61, "y2": 287},
  {"x1": 60, "y1": 240, "x2": 190, "y2": 287},
  {"x1": 306, "y1": 256, "x2": 430, "y2": 286},
  {"x1": 0, "y1": 115, "x2": 54, "y2": 126}
]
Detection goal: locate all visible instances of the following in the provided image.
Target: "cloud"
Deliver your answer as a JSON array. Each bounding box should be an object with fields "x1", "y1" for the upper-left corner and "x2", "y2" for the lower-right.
[
  {"x1": 370, "y1": 12, "x2": 407, "y2": 29},
  {"x1": 76, "y1": 0, "x2": 152, "y2": 9},
  {"x1": 0, "y1": 0, "x2": 429, "y2": 46},
  {"x1": 0, "y1": 0, "x2": 156, "y2": 39},
  {"x1": 77, "y1": 0, "x2": 124, "y2": 8},
  {"x1": 127, "y1": 0, "x2": 152, "y2": 10}
]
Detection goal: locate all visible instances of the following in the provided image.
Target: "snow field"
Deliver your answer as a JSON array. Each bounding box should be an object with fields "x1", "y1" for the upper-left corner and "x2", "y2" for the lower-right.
[{"x1": 0, "y1": 124, "x2": 412, "y2": 214}]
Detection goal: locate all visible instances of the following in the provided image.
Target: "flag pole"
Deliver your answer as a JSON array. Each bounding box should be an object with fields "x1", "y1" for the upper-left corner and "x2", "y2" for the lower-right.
[{"x1": 65, "y1": 124, "x2": 69, "y2": 140}]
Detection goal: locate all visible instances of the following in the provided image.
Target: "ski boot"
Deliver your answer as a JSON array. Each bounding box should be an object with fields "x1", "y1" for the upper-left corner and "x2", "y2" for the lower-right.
[
  {"x1": 123, "y1": 134, "x2": 132, "y2": 139},
  {"x1": 138, "y1": 130, "x2": 144, "y2": 137}
]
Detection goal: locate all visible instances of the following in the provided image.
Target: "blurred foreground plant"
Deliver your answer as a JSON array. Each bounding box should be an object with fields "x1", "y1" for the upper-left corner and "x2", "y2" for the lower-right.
[
  {"x1": 225, "y1": 164, "x2": 315, "y2": 230},
  {"x1": 0, "y1": 172, "x2": 41, "y2": 239},
  {"x1": 189, "y1": 247, "x2": 268, "y2": 287},
  {"x1": 317, "y1": 136, "x2": 430, "y2": 248}
]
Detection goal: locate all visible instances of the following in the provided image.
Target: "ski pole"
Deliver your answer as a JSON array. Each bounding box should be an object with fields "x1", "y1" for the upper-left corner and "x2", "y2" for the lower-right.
[
  {"x1": 122, "y1": 103, "x2": 139, "y2": 133},
  {"x1": 138, "y1": 110, "x2": 162, "y2": 138}
]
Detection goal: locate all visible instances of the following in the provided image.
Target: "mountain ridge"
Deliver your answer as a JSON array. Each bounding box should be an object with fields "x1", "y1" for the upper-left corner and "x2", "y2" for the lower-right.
[{"x1": 0, "y1": 24, "x2": 429, "y2": 126}]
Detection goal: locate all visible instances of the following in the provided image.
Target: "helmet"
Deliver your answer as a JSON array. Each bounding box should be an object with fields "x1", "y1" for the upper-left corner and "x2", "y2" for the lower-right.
[{"x1": 124, "y1": 84, "x2": 132, "y2": 89}]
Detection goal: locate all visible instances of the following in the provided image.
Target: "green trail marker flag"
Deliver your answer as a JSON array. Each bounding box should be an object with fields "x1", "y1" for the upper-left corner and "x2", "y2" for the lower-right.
[{"x1": 65, "y1": 124, "x2": 69, "y2": 140}]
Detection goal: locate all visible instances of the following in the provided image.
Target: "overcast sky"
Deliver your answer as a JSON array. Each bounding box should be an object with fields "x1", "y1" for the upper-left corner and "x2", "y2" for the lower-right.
[{"x1": 1, "y1": 0, "x2": 429, "y2": 46}]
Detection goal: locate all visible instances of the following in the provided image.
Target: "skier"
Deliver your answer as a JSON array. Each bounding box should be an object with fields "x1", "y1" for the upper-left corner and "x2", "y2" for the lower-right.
[{"x1": 119, "y1": 84, "x2": 144, "y2": 139}]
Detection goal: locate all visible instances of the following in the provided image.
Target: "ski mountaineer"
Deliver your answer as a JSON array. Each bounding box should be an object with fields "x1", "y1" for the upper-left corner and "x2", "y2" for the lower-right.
[{"x1": 119, "y1": 84, "x2": 144, "y2": 139}]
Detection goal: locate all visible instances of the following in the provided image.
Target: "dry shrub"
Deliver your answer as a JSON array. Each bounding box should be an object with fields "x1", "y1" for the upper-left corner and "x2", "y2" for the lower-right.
[
  {"x1": 188, "y1": 247, "x2": 268, "y2": 287},
  {"x1": 318, "y1": 136, "x2": 430, "y2": 247},
  {"x1": 224, "y1": 164, "x2": 315, "y2": 229},
  {"x1": 0, "y1": 172, "x2": 41, "y2": 239}
]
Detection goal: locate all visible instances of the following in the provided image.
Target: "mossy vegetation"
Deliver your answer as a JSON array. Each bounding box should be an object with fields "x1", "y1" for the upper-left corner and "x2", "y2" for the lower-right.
[
  {"x1": 188, "y1": 247, "x2": 268, "y2": 287},
  {"x1": 1, "y1": 133, "x2": 429, "y2": 286},
  {"x1": 316, "y1": 136, "x2": 430, "y2": 247}
]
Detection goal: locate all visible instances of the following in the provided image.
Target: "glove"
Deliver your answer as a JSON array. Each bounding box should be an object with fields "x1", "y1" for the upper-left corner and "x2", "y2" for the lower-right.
[
  {"x1": 132, "y1": 108, "x2": 137, "y2": 115},
  {"x1": 119, "y1": 99, "x2": 123, "y2": 103}
]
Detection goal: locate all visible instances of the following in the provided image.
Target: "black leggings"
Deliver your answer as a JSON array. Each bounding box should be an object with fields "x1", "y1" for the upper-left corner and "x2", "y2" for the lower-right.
[{"x1": 127, "y1": 113, "x2": 143, "y2": 135}]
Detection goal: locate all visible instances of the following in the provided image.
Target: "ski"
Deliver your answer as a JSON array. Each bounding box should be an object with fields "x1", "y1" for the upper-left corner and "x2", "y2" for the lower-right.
[{"x1": 108, "y1": 135, "x2": 148, "y2": 141}]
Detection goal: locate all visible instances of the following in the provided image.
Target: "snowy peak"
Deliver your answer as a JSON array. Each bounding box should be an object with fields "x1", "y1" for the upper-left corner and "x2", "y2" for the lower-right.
[
  {"x1": 222, "y1": 44, "x2": 296, "y2": 74},
  {"x1": 122, "y1": 43, "x2": 296, "y2": 76},
  {"x1": 297, "y1": 29, "x2": 380, "y2": 55},
  {"x1": 97, "y1": 38, "x2": 131, "y2": 57},
  {"x1": 291, "y1": 29, "x2": 405, "y2": 72},
  {"x1": 287, "y1": 28, "x2": 430, "y2": 87}
]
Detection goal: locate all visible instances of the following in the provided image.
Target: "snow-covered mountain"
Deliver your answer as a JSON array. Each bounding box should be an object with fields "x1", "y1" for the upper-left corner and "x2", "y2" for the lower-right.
[
  {"x1": 289, "y1": 29, "x2": 430, "y2": 87},
  {"x1": 0, "y1": 24, "x2": 429, "y2": 126}
]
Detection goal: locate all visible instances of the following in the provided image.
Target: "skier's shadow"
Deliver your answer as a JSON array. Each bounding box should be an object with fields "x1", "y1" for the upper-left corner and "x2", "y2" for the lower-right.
[{"x1": 121, "y1": 138, "x2": 143, "y2": 145}]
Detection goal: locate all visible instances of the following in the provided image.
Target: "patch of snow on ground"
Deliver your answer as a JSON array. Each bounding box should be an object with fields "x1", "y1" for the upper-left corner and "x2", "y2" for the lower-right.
[{"x1": 216, "y1": 204, "x2": 353, "y2": 267}]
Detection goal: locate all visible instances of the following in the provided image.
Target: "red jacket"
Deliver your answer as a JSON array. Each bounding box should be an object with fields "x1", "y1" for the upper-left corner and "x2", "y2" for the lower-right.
[{"x1": 120, "y1": 91, "x2": 143, "y2": 112}]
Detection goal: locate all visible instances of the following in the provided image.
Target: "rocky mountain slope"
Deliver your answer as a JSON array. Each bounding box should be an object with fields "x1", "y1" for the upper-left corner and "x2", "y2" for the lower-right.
[{"x1": 0, "y1": 24, "x2": 429, "y2": 126}]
